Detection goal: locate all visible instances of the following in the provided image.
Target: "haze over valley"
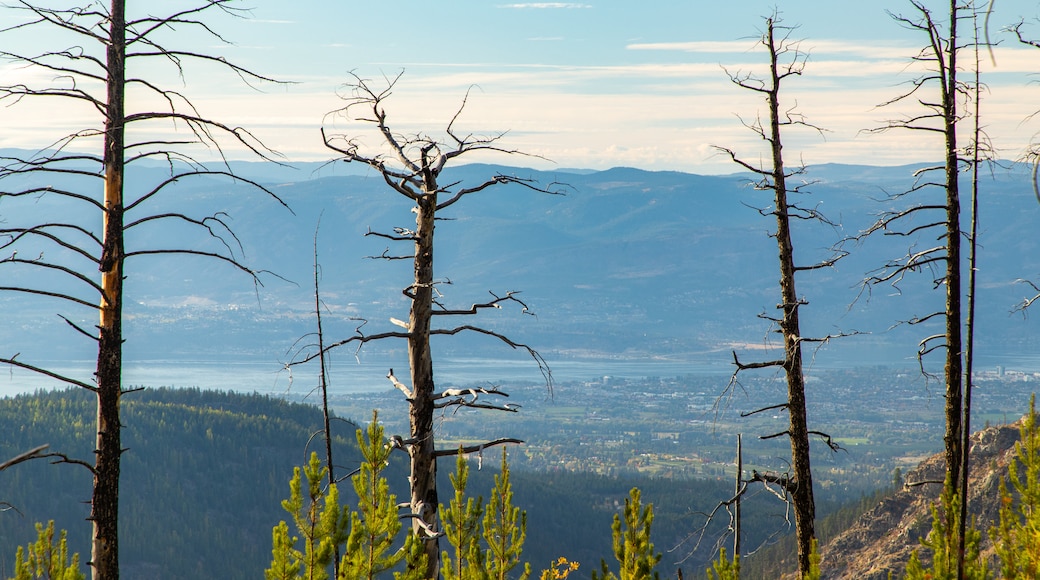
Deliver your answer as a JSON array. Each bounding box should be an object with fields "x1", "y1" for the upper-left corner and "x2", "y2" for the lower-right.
[{"x1": 2, "y1": 158, "x2": 1038, "y2": 397}]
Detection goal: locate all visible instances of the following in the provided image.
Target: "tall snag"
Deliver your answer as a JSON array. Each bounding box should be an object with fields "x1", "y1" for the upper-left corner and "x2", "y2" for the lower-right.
[
  {"x1": 714, "y1": 16, "x2": 848, "y2": 576},
  {"x1": 859, "y1": 3, "x2": 991, "y2": 577},
  {"x1": 863, "y1": 0, "x2": 971, "y2": 483},
  {"x1": 0, "y1": 2, "x2": 286, "y2": 578},
  {"x1": 290, "y1": 72, "x2": 562, "y2": 579}
]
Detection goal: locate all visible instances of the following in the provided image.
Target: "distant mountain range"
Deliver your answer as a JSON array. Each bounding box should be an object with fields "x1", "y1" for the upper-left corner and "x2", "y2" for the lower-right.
[{"x1": 2, "y1": 153, "x2": 1039, "y2": 389}]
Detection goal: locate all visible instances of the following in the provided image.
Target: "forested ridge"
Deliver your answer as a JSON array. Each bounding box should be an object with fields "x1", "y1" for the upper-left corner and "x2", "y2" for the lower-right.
[
  {"x1": 0, "y1": 388, "x2": 886, "y2": 578},
  {"x1": 0, "y1": 388, "x2": 341, "y2": 578}
]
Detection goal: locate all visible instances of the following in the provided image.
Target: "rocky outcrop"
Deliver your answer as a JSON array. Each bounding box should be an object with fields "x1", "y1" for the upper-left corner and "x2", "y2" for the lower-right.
[{"x1": 813, "y1": 421, "x2": 1021, "y2": 580}]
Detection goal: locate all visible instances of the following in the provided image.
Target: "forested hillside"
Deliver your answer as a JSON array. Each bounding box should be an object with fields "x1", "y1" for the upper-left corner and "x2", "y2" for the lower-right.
[
  {"x1": 0, "y1": 388, "x2": 344, "y2": 578},
  {"x1": 0, "y1": 388, "x2": 883, "y2": 578}
]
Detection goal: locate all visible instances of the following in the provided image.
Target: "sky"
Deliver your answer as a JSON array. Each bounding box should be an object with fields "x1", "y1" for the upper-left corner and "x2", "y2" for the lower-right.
[{"x1": 2, "y1": 0, "x2": 1040, "y2": 173}]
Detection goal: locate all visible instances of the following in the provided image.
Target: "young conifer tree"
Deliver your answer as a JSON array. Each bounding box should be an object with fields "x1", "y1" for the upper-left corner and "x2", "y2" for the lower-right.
[
  {"x1": 266, "y1": 414, "x2": 426, "y2": 580},
  {"x1": 990, "y1": 395, "x2": 1040, "y2": 579},
  {"x1": 706, "y1": 547, "x2": 739, "y2": 580},
  {"x1": 441, "y1": 452, "x2": 485, "y2": 580},
  {"x1": 342, "y1": 414, "x2": 426, "y2": 580},
  {"x1": 481, "y1": 450, "x2": 531, "y2": 580},
  {"x1": 592, "y1": 488, "x2": 661, "y2": 580},
  {"x1": 11, "y1": 520, "x2": 85, "y2": 580},
  {"x1": 266, "y1": 452, "x2": 347, "y2": 580},
  {"x1": 902, "y1": 479, "x2": 988, "y2": 580},
  {"x1": 440, "y1": 449, "x2": 532, "y2": 580}
]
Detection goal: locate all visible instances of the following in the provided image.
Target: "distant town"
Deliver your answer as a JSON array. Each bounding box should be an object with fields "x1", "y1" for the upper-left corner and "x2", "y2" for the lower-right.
[{"x1": 315, "y1": 365, "x2": 1040, "y2": 496}]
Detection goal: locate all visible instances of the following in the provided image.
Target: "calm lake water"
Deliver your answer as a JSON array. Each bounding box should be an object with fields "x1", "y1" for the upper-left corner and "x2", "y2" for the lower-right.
[
  {"x1": 0, "y1": 356, "x2": 733, "y2": 398},
  {"x1": 2, "y1": 352, "x2": 1034, "y2": 399}
]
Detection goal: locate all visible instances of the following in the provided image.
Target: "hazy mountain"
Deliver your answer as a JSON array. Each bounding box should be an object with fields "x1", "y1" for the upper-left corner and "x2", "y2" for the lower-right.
[{"x1": 1, "y1": 157, "x2": 1039, "y2": 386}]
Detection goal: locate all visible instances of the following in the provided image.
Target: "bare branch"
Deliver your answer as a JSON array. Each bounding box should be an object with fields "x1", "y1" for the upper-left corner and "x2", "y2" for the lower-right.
[
  {"x1": 432, "y1": 290, "x2": 535, "y2": 317},
  {"x1": 386, "y1": 368, "x2": 414, "y2": 400},
  {"x1": 740, "y1": 403, "x2": 789, "y2": 418},
  {"x1": 730, "y1": 350, "x2": 785, "y2": 372},
  {"x1": 432, "y1": 438, "x2": 524, "y2": 458},
  {"x1": 1012, "y1": 278, "x2": 1040, "y2": 315},
  {"x1": 0, "y1": 445, "x2": 50, "y2": 471},
  {"x1": 808, "y1": 430, "x2": 845, "y2": 452},
  {"x1": 429, "y1": 325, "x2": 553, "y2": 393},
  {"x1": 0, "y1": 355, "x2": 95, "y2": 391}
]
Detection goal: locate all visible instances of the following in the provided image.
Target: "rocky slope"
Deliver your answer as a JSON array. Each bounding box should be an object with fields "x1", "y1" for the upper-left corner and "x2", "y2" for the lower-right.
[{"x1": 808, "y1": 420, "x2": 1022, "y2": 580}]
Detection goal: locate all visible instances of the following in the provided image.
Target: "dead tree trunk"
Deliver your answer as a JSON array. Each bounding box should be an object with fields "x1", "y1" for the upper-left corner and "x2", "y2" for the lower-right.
[
  {"x1": 715, "y1": 16, "x2": 848, "y2": 576},
  {"x1": 92, "y1": 2, "x2": 127, "y2": 576},
  {"x1": 408, "y1": 190, "x2": 440, "y2": 569},
  {"x1": 858, "y1": 5, "x2": 989, "y2": 576},
  {"x1": 862, "y1": 0, "x2": 976, "y2": 502},
  {"x1": 940, "y1": 0, "x2": 965, "y2": 489},
  {"x1": 765, "y1": 22, "x2": 817, "y2": 567},
  {"x1": 308, "y1": 72, "x2": 561, "y2": 579},
  {"x1": 0, "y1": 3, "x2": 286, "y2": 579}
]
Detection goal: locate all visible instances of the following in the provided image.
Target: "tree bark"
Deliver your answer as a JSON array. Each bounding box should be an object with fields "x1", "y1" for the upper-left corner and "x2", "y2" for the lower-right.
[
  {"x1": 92, "y1": 2, "x2": 126, "y2": 578},
  {"x1": 765, "y1": 22, "x2": 816, "y2": 571},
  {"x1": 941, "y1": 0, "x2": 964, "y2": 493},
  {"x1": 408, "y1": 191, "x2": 440, "y2": 578}
]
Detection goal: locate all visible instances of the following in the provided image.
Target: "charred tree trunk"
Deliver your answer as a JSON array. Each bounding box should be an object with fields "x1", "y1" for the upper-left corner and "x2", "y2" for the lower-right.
[
  {"x1": 860, "y1": 4, "x2": 976, "y2": 576},
  {"x1": 769, "y1": 104, "x2": 815, "y2": 580},
  {"x1": 765, "y1": 21, "x2": 815, "y2": 574},
  {"x1": 941, "y1": 0, "x2": 964, "y2": 491},
  {"x1": 93, "y1": 1, "x2": 126, "y2": 578},
  {"x1": 408, "y1": 190, "x2": 440, "y2": 576},
  {"x1": 714, "y1": 17, "x2": 846, "y2": 577},
  {"x1": 0, "y1": 3, "x2": 286, "y2": 580}
]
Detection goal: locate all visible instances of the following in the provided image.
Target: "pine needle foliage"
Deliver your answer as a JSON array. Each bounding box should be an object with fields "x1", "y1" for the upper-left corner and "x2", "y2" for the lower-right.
[
  {"x1": 439, "y1": 449, "x2": 531, "y2": 580},
  {"x1": 802, "y1": 540, "x2": 820, "y2": 580},
  {"x1": 342, "y1": 414, "x2": 425, "y2": 580},
  {"x1": 483, "y1": 450, "x2": 531, "y2": 580},
  {"x1": 903, "y1": 479, "x2": 988, "y2": 580},
  {"x1": 990, "y1": 394, "x2": 1040, "y2": 579},
  {"x1": 593, "y1": 487, "x2": 661, "y2": 580},
  {"x1": 441, "y1": 452, "x2": 485, "y2": 580},
  {"x1": 705, "y1": 547, "x2": 739, "y2": 580},
  {"x1": 10, "y1": 520, "x2": 84, "y2": 580},
  {"x1": 266, "y1": 452, "x2": 347, "y2": 580},
  {"x1": 266, "y1": 412, "x2": 425, "y2": 580}
]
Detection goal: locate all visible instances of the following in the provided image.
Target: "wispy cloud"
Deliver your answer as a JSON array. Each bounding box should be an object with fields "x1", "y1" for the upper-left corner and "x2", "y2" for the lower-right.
[
  {"x1": 627, "y1": 39, "x2": 920, "y2": 60},
  {"x1": 498, "y1": 3, "x2": 592, "y2": 8}
]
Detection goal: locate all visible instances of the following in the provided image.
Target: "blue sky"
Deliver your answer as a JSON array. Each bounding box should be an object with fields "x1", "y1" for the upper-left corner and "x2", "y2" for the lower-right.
[{"x1": 2, "y1": 0, "x2": 1040, "y2": 173}]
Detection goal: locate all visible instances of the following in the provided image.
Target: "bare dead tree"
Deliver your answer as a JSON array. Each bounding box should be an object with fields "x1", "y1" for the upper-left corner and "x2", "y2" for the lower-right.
[
  {"x1": 286, "y1": 72, "x2": 563, "y2": 579},
  {"x1": 312, "y1": 216, "x2": 342, "y2": 577},
  {"x1": 0, "y1": 2, "x2": 287, "y2": 579},
  {"x1": 857, "y1": 4, "x2": 994, "y2": 577},
  {"x1": 858, "y1": 0, "x2": 981, "y2": 523},
  {"x1": 955, "y1": 8, "x2": 992, "y2": 576},
  {"x1": 712, "y1": 16, "x2": 850, "y2": 577}
]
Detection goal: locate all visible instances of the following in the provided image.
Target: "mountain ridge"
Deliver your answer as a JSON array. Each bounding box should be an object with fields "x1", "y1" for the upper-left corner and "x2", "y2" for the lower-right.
[{"x1": 0, "y1": 157, "x2": 1038, "y2": 393}]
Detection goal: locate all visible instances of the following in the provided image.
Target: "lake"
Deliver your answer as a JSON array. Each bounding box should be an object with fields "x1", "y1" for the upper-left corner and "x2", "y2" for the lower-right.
[
  {"x1": 0, "y1": 355, "x2": 735, "y2": 398},
  {"x1": 2, "y1": 351, "x2": 1033, "y2": 399}
]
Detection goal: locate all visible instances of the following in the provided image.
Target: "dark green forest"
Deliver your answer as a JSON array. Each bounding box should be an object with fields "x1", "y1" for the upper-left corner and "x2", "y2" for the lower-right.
[{"x1": 0, "y1": 388, "x2": 884, "y2": 578}]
